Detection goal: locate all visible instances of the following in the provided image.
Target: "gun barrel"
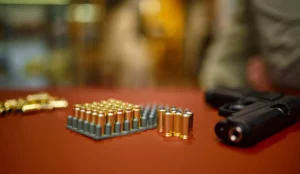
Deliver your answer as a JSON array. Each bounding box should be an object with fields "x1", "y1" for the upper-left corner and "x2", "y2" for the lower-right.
[{"x1": 215, "y1": 103, "x2": 297, "y2": 146}]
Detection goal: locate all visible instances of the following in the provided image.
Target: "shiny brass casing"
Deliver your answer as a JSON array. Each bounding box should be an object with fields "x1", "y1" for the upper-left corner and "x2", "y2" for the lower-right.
[
  {"x1": 173, "y1": 111, "x2": 183, "y2": 137},
  {"x1": 163, "y1": 111, "x2": 173, "y2": 137},
  {"x1": 157, "y1": 108, "x2": 166, "y2": 133}
]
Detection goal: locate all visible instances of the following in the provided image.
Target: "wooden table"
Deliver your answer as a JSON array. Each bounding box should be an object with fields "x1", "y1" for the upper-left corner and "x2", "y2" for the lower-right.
[{"x1": 1, "y1": 88, "x2": 300, "y2": 174}]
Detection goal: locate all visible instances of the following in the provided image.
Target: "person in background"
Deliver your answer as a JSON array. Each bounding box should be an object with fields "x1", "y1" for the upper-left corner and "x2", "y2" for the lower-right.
[
  {"x1": 99, "y1": 0, "x2": 155, "y2": 87},
  {"x1": 199, "y1": 0, "x2": 300, "y2": 91},
  {"x1": 183, "y1": 0, "x2": 216, "y2": 84}
]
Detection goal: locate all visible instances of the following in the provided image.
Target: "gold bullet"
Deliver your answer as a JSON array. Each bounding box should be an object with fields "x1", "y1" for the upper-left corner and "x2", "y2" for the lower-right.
[
  {"x1": 16, "y1": 98, "x2": 27, "y2": 110},
  {"x1": 169, "y1": 106, "x2": 177, "y2": 113},
  {"x1": 4, "y1": 99, "x2": 18, "y2": 110},
  {"x1": 164, "y1": 111, "x2": 173, "y2": 137},
  {"x1": 49, "y1": 99, "x2": 68, "y2": 108},
  {"x1": 133, "y1": 105, "x2": 141, "y2": 127},
  {"x1": 127, "y1": 104, "x2": 133, "y2": 109},
  {"x1": 85, "y1": 108, "x2": 92, "y2": 122},
  {"x1": 91, "y1": 102, "x2": 98, "y2": 106},
  {"x1": 101, "y1": 108, "x2": 108, "y2": 115},
  {"x1": 180, "y1": 113, "x2": 192, "y2": 140},
  {"x1": 157, "y1": 108, "x2": 166, "y2": 133},
  {"x1": 125, "y1": 107, "x2": 133, "y2": 130},
  {"x1": 91, "y1": 109, "x2": 98, "y2": 124},
  {"x1": 185, "y1": 110, "x2": 194, "y2": 134},
  {"x1": 117, "y1": 109, "x2": 125, "y2": 131},
  {"x1": 26, "y1": 92, "x2": 49, "y2": 102},
  {"x1": 97, "y1": 111, "x2": 106, "y2": 133},
  {"x1": 79, "y1": 106, "x2": 86, "y2": 120},
  {"x1": 108, "y1": 98, "x2": 116, "y2": 103},
  {"x1": 73, "y1": 104, "x2": 81, "y2": 118},
  {"x1": 83, "y1": 103, "x2": 90, "y2": 107},
  {"x1": 173, "y1": 111, "x2": 183, "y2": 137},
  {"x1": 0, "y1": 105, "x2": 5, "y2": 114},
  {"x1": 113, "y1": 104, "x2": 120, "y2": 109},
  {"x1": 107, "y1": 110, "x2": 116, "y2": 133},
  {"x1": 22, "y1": 103, "x2": 53, "y2": 113}
]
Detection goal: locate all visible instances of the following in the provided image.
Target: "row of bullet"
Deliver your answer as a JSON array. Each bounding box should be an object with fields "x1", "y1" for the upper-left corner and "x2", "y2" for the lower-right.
[
  {"x1": 68, "y1": 99, "x2": 147, "y2": 136},
  {"x1": 157, "y1": 106, "x2": 193, "y2": 139}
]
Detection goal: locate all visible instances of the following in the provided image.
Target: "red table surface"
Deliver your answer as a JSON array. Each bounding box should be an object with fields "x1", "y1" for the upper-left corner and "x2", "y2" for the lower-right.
[{"x1": 0, "y1": 88, "x2": 300, "y2": 174}]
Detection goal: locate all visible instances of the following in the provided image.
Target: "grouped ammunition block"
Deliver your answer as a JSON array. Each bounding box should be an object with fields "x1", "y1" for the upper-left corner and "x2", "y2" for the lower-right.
[
  {"x1": 157, "y1": 106, "x2": 194, "y2": 140},
  {"x1": 66, "y1": 99, "x2": 159, "y2": 140}
]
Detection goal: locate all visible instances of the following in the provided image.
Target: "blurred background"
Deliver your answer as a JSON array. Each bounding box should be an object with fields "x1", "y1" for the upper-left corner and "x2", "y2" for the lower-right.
[{"x1": 0, "y1": 0, "x2": 235, "y2": 89}]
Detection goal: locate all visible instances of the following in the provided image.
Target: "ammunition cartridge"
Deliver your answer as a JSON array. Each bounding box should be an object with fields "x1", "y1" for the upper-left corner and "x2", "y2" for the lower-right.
[{"x1": 164, "y1": 111, "x2": 173, "y2": 137}]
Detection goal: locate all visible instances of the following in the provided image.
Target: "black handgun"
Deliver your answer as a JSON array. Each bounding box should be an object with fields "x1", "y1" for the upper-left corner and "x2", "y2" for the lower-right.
[{"x1": 205, "y1": 87, "x2": 300, "y2": 146}]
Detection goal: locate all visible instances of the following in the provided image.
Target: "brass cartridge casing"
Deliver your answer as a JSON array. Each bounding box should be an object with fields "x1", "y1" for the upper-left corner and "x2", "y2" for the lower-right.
[
  {"x1": 125, "y1": 107, "x2": 133, "y2": 129},
  {"x1": 85, "y1": 108, "x2": 92, "y2": 122},
  {"x1": 4, "y1": 99, "x2": 18, "y2": 110},
  {"x1": 133, "y1": 105, "x2": 141, "y2": 127},
  {"x1": 164, "y1": 111, "x2": 173, "y2": 137},
  {"x1": 73, "y1": 104, "x2": 81, "y2": 118},
  {"x1": 16, "y1": 98, "x2": 27, "y2": 110},
  {"x1": 49, "y1": 99, "x2": 68, "y2": 108},
  {"x1": 180, "y1": 113, "x2": 192, "y2": 139},
  {"x1": 173, "y1": 111, "x2": 183, "y2": 137},
  {"x1": 185, "y1": 110, "x2": 194, "y2": 133},
  {"x1": 107, "y1": 110, "x2": 116, "y2": 133},
  {"x1": 91, "y1": 109, "x2": 98, "y2": 123},
  {"x1": 26, "y1": 92, "x2": 49, "y2": 102},
  {"x1": 97, "y1": 111, "x2": 106, "y2": 133},
  {"x1": 157, "y1": 108, "x2": 166, "y2": 133},
  {"x1": 22, "y1": 103, "x2": 53, "y2": 113},
  {"x1": 79, "y1": 106, "x2": 86, "y2": 120},
  {"x1": 117, "y1": 109, "x2": 125, "y2": 131}
]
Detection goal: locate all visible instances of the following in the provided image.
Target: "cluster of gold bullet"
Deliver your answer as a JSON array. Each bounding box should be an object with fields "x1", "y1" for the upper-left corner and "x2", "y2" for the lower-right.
[
  {"x1": 157, "y1": 106, "x2": 193, "y2": 140},
  {"x1": 71, "y1": 99, "x2": 142, "y2": 136},
  {"x1": 0, "y1": 92, "x2": 68, "y2": 115}
]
